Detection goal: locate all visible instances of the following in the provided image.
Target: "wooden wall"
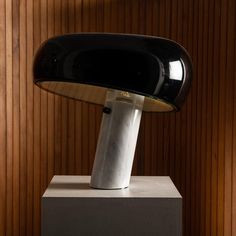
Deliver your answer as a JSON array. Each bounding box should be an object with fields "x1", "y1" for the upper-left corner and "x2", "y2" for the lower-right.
[{"x1": 0, "y1": 0, "x2": 236, "y2": 235}]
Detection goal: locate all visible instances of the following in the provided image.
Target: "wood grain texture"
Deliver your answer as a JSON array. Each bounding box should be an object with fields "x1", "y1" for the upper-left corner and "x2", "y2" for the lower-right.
[{"x1": 0, "y1": 0, "x2": 236, "y2": 235}]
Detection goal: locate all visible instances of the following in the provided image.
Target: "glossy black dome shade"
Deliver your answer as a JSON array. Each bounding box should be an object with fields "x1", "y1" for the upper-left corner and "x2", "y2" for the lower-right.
[{"x1": 33, "y1": 33, "x2": 192, "y2": 112}]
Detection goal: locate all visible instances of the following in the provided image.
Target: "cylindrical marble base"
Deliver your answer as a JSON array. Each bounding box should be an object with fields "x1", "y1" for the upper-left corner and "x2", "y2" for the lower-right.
[{"x1": 90, "y1": 90, "x2": 144, "y2": 189}]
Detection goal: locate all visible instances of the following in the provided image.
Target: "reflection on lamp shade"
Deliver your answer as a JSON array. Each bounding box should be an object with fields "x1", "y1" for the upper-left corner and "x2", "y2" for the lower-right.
[{"x1": 169, "y1": 61, "x2": 184, "y2": 81}]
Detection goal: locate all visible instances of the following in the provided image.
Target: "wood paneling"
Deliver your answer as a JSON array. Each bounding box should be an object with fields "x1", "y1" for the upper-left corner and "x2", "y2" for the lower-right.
[{"x1": 0, "y1": 0, "x2": 236, "y2": 235}]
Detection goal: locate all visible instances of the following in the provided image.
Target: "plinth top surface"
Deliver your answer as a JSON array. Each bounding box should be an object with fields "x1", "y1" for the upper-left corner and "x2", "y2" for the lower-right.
[{"x1": 43, "y1": 176, "x2": 181, "y2": 198}]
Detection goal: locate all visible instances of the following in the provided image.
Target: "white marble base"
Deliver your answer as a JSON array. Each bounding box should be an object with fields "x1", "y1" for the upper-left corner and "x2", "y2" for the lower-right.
[
  {"x1": 91, "y1": 90, "x2": 144, "y2": 189},
  {"x1": 42, "y1": 175, "x2": 182, "y2": 236}
]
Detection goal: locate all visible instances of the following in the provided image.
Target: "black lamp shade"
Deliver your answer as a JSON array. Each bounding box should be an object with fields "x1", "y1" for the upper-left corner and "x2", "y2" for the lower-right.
[{"x1": 33, "y1": 33, "x2": 192, "y2": 112}]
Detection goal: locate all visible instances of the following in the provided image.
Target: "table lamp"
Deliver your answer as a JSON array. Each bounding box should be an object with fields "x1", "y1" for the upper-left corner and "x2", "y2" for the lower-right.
[{"x1": 33, "y1": 33, "x2": 192, "y2": 190}]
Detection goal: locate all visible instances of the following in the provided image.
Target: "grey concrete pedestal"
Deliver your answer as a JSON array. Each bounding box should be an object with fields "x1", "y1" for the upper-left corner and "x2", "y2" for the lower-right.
[{"x1": 42, "y1": 176, "x2": 182, "y2": 236}]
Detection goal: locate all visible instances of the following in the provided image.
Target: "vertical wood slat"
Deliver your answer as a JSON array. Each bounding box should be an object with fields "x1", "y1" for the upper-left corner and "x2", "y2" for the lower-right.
[
  {"x1": 19, "y1": 0, "x2": 27, "y2": 232},
  {"x1": 5, "y1": 0, "x2": 13, "y2": 235},
  {"x1": 194, "y1": 0, "x2": 202, "y2": 234},
  {"x1": 67, "y1": 0, "x2": 75, "y2": 175},
  {"x1": 224, "y1": 0, "x2": 236, "y2": 235},
  {"x1": 0, "y1": 0, "x2": 6, "y2": 235},
  {"x1": 232, "y1": 0, "x2": 236, "y2": 233},
  {"x1": 184, "y1": 0, "x2": 193, "y2": 233},
  {"x1": 0, "y1": 0, "x2": 236, "y2": 235},
  {"x1": 218, "y1": 0, "x2": 228, "y2": 235},
  {"x1": 205, "y1": 0, "x2": 214, "y2": 234},
  {"x1": 26, "y1": 0, "x2": 34, "y2": 234},
  {"x1": 33, "y1": 0, "x2": 41, "y2": 235},
  {"x1": 200, "y1": 0, "x2": 209, "y2": 234},
  {"x1": 40, "y1": 0, "x2": 48, "y2": 193},
  {"x1": 60, "y1": 0, "x2": 69, "y2": 177},
  {"x1": 229, "y1": 0, "x2": 236, "y2": 234},
  {"x1": 54, "y1": 0, "x2": 62, "y2": 176},
  {"x1": 12, "y1": 0, "x2": 20, "y2": 235},
  {"x1": 47, "y1": 0, "x2": 55, "y2": 181},
  {"x1": 211, "y1": 1, "x2": 221, "y2": 235},
  {"x1": 74, "y1": 0, "x2": 83, "y2": 175}
]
